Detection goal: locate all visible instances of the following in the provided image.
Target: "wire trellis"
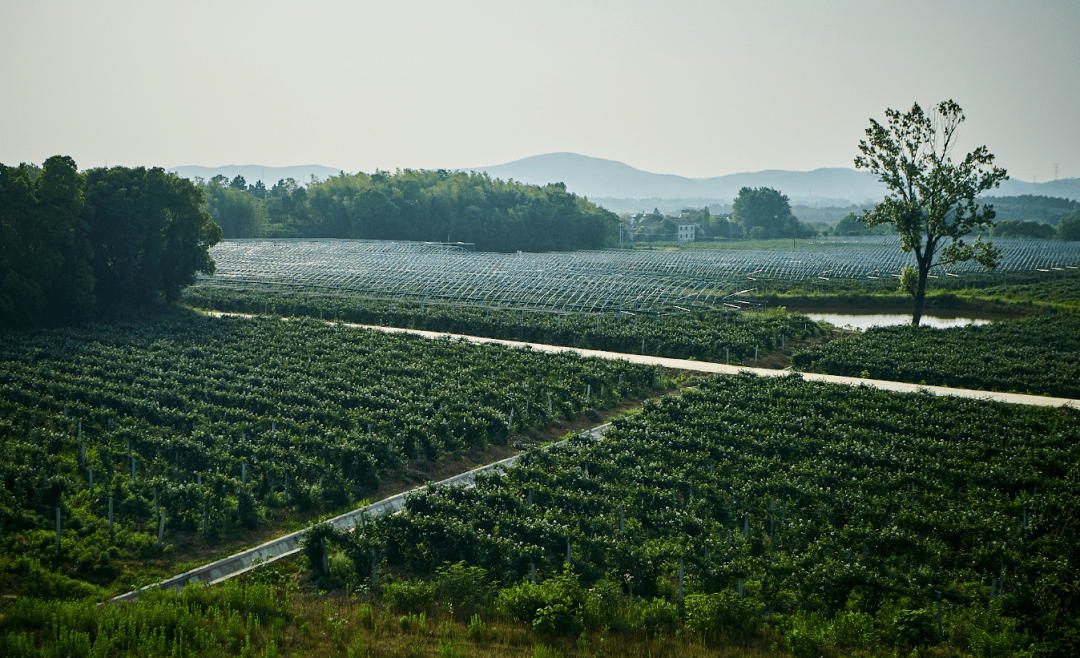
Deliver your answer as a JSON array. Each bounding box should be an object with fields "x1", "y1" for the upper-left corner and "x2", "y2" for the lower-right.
[{"x1": 193, "y1": 237, "x2": 1080, "y2": 314}]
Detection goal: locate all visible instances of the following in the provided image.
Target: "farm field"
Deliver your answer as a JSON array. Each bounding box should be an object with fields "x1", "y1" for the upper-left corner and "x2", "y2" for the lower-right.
[
  {"x1": 193, "y1": 239, "x2": 1080, "y2": 310},
  {"x1": 0, "y1": 314, "x2": 659, "y2": 600},
  {"x1": 4, "y1": 238, "x2": 1080, "y2": 658},
  {"x1": 11, "y1": 372, "x2": 1075, "y2": 657},
  {"x1": 793, "y1": 309, "x2": 1080, "y2": 398},
  {"x1": 185, "y1": 288, "x2": 820, "y2": 366},
  {"x1": 312, "y1": 373, "x2": 1079, "y2": 657},
  {"x1": 182, "y1": 237, "x2": 1080, "y2": 397}
]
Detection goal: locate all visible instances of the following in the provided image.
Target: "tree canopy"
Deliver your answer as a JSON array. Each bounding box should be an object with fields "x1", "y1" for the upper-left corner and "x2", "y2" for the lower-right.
[
  {"x1": 1058, "y1": 213, "x2": 1080, "y2": 241},
  {"x1": 198, "y1": 169, "x2": 619, "y2": 252},
  {"x1": 852, "y1": 100, "x2": 1008, "y2": 325},
  {"x1": 0, "y1": 157, "x2": 220, "y2": 326},
  {"x1": 732, "y1": 187, "x2": 814, "y2": 239},
  {"x1": 989, "y1": 219, "x2": 1056, "y2": 240}
]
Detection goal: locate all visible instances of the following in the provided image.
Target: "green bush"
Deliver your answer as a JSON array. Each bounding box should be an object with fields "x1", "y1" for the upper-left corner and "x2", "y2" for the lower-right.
[
  {"x1": 582, "y1": 578, "x2": 624, "y2": 631},
  {"x1": 434, "y1": 561, "x2": 495, "y2": 611},
  {"x1": 684, "y1": 591, "x2": 761, "y2": 638},
  {"x1": 890, "y1": 607, "x2": 936, "y2": 647},
  {"x1": 636, "y1": 598, "x2": 679, "y2": 636},
  {"x1": 383, "y1": 578, "x2": 436, "y2": 611},
  {"x1": 496, "y1": 564, "x2": 592, "y2": 634}
]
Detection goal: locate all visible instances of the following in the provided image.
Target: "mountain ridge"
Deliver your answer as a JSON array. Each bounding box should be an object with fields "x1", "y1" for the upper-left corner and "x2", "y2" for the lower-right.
[{"x1": 166, "y1": 154, "x2": 1080, "y2": 215}]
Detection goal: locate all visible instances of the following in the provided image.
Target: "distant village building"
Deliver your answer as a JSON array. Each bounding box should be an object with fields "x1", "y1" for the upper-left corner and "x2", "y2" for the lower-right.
[{"x1": 677, "y1": 223, "x2": 697, "y2": 242}]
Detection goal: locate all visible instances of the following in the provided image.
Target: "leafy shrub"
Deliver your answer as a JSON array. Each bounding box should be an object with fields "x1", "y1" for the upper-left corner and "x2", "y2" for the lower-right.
[
  {"x1": 434, "y1": 561, "x2": 495, "y2": 611},
  {"x1": 890, "y1": 608, "x2": 936, "y2": 647},
  {"x1": 684, "y1": 591, "x2": 762, "y2": 638},
  {"x1": 383, "y1": 579, "x2": 436, "y2": 611},
  {"x1": 636, "y1": 598, "x2": 679, "y2": 636},
  {"x1": 496, "y1": 564, "x2": 586, "y2": 626},
  {"x1": 582, "y1": 578, "x2": 624, "y2": 631}
]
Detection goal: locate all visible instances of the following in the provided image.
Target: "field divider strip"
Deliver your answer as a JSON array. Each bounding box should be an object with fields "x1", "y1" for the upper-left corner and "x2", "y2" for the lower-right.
[
  {"x1": 206, "y1": 312, "x2": 1079, "y2": 410},
  {"x1": 107, "y1": 421, "x2": 610, "y2": 605}
]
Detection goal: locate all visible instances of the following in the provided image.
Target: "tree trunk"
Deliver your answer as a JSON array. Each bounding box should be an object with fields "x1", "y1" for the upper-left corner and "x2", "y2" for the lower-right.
[
  {"x1": 911, "y1": 282, "x2": 926, "y2": 326},
  {"x1": 911, "y1": 247, "x2": 934, "y2": 326}
]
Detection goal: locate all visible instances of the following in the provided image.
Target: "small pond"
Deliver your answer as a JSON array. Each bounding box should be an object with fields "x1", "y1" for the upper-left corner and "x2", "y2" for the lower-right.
[{"x1": 804, "y1": 313, "x2": 992, "y2": 330}]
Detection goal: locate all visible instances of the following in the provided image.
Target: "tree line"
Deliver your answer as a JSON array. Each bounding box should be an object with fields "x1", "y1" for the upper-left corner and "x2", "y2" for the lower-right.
[
  {"x1": 202, "y1": 169, "x2": 620, "y2": 252},
  {"x1": 0, "y1": 157, "x2": 221, "y2": 326}
]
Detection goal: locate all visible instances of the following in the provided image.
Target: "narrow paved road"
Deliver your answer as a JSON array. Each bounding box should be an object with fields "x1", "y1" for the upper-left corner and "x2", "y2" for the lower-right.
[{"x1": 335, "y1": 320, "x2": 1079, "y2": 410}]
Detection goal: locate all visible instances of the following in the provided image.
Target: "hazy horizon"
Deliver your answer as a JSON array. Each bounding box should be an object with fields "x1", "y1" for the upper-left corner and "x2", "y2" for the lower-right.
[{"x1": 3, "y1": 1, "x2": 1078, "y2": 183}]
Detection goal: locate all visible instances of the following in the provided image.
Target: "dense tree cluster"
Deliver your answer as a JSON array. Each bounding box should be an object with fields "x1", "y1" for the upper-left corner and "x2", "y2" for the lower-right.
[
  {"x1": 990, "y1": 219, "x2": 1057, "y2": 239},
  {"x1": 983, "y1": 194, "x2": 1079, "y2": 225},
  {"x1": 732, "y1": 187, "x2": 815, "y2": 239},
  {"x1": 199, "y1": 169, "x2": 619, "y2": 252},
  {"x1": 0, "y1": 157, "x2": 221, "y2": 326}
]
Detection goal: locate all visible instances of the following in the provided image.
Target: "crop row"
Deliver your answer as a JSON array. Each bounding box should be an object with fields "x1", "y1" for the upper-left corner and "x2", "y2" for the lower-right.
[
  {"x1": 181, "y1": 287, "x2": 820, "y2": 363},
  {"x1": 792, "y1": 309, "x2": 1080, "y2": 398},
  {"x1": 0, "y1": 315, "x2": 659, "y2": 588},
  {"x1": 326, "y1": 373, "x2": 1079, "y2": 649}
]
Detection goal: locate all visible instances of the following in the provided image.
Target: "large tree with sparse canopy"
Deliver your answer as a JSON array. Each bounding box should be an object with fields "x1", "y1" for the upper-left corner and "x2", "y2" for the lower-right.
[{"x1": 852, "y1": 100, "x2": 1008, "y2": 325}]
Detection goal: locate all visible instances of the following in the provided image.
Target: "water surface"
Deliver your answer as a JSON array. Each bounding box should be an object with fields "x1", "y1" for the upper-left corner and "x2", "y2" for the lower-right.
[{"x1": 806, "y1": 313, "x2": 992, "y2": 330}]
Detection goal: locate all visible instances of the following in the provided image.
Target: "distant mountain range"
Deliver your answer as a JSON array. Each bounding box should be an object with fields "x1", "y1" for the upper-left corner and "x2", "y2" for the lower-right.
[
  {"x1": 466, "y1": 153, "x2": 1080, "y2": 213},
  {"x1": 168, "y1": 154, "x2": 1080, "y2": 215}
]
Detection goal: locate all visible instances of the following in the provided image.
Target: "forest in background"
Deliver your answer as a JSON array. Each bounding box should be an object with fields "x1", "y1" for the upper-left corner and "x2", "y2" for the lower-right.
[{"x1": 201, "y1": 169, "x2": 619, "y2": 252}]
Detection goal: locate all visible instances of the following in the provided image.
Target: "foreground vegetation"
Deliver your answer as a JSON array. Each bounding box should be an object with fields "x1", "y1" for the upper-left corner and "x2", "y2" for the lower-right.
[
  {"x1": 8, "y1": 373, "x2": 1076, "y2": 656},
  {"x1": 0, "y1": 314, "x2": 659, "y2": 599},
  {"x1": 2, "y1": 564, "x2": 781, "y2": 658},
  {"x1": 303, "y1": 373, "x2": 1078, "y2": 657}
]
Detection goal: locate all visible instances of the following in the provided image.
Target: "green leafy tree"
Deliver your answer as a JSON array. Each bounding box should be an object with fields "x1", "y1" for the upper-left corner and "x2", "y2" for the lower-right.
[
  {"x1": 852, "y1": 100, "x2": 1008, "y2": 325},
  {"x1": 0, "y1": 156, "x2": 95, "y2": 324},
  {"x1": 733, "y1": 187, "x2": 813, "y2": 239},
  {"x1": 990, "y1": 219, "x2": 1056, "y2": 239},
  {"x1": 204, "y1": 178, "x2": 267, "y2": 238},
  {"x1": 1058, "y1": 213, "x2": 1080, "y2": 241},
  {"x1": 83, "y1": 166, "x2": 221, "y2": 306}
]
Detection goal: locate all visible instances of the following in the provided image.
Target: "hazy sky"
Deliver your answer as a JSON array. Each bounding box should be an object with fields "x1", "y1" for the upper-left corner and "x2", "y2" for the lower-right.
[{"x1": 3, "y1": 1, "x2": 1077, "y2": 182}]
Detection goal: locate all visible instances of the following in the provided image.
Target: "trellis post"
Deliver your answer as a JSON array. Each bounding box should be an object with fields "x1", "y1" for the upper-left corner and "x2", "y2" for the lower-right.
[
  {"x1": 937, "y1": 592, "x2": 943, "y2": 641},
  {"x1": 678, "y1": 558, "x2": 684, "y2": 606},
  {"x1": 371, "y1": 548, "x2": 378, "y2": 592}
]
